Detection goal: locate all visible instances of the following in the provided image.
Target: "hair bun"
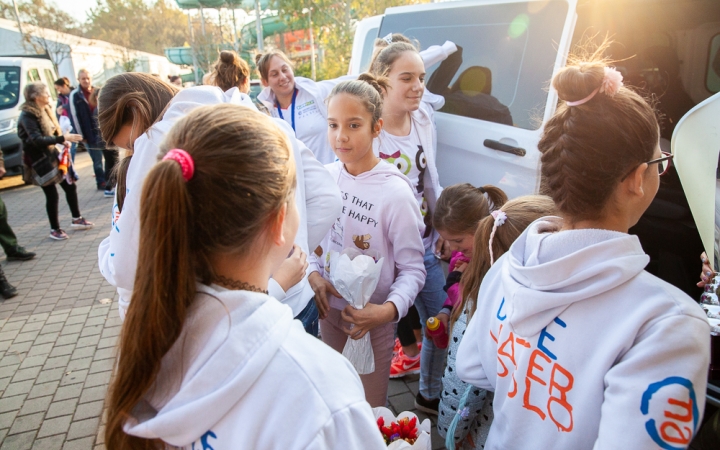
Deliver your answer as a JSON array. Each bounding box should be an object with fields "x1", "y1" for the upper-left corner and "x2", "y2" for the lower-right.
[
  {"x1": 552, "y1": 62, "x2": 605, "y2": 103},
  {"x1": 220, "y1": 50, "x2": 235, "y2": 64},
  {"x1": 357, "y1": 72, "x2": 389, "y2": 96}
]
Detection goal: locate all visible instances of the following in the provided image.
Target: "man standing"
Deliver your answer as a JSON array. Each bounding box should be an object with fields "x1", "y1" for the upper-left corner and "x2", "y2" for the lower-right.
[
  {"x1": 69, "y1": 69, "x2": 117, "y2": 197},
  {"x1": 0, "y1": 147, "x2": 36, "y2": 299}
]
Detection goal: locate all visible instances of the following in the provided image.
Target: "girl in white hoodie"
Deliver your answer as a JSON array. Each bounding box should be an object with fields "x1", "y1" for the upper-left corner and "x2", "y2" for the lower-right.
[
  {"x1": 308, "y1": 74, "x2": 427, "y2": 407},
  {"x1": 370, "y1": 40, "x2": 449, "y2": 414},
  {"x1": 106, "y1": 104, "x2": 385, "y2": 450},
  {"x1": 456, "y1": 52, "x2": 711, "y2": 449}
]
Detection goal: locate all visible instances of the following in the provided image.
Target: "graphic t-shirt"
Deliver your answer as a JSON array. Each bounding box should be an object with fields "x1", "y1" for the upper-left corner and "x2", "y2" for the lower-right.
[
  {"x1": 377, "y1": 122, "x2": 432, "y2": 249},
  {"x1": 274, "y1": 88, "x2": 335, "y2": 164}
]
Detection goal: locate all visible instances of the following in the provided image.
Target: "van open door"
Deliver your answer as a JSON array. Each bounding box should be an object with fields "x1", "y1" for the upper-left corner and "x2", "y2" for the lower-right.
[{"x1": 368, "y1": 0, "x2": 578, "y2": 198}]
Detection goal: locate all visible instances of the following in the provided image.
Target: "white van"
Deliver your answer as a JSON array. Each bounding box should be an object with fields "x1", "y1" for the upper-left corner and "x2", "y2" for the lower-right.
[
  {"x1": 0, "y1": 55, "x2": 58, "y2": 175},
  {"x1": 350, "y1": 0, "x2": 720, "y2": 298}
]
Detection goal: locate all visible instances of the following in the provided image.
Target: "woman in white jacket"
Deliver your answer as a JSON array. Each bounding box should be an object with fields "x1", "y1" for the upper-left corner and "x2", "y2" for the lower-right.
[
  {"x1": 456, "y1": 53, "x2": 711, "y2": 449},
  {"x1": 96, "y1": 73, "x2": 341, "y2": 327},
  {"x1": 370, "y1": 40, "x2": 450, "y2": 415},
  {"x1": 105, "y1": 104, "x2": 384, "y2": 449}
]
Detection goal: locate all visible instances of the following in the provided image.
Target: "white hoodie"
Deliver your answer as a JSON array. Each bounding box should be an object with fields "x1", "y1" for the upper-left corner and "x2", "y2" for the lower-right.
[
  {"x1": 97, "y1": 86, "x2": 341, "y2": 318},
  {"x1": 124, "y1": 284, "x2": 386, "y2": 449},
  {"x1": 309, "y1": 161, "x2": 426, "y2": 321},
  {"x1": 456, "y1": 218, "x2": 711, "y2": 450}
]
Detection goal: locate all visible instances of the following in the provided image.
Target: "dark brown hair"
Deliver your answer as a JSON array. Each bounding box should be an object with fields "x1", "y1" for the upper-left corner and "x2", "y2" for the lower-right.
[
  {"x1": 433, "y1": 183, "x2": 507, "y2": 235},
  {"x1": 54, "y1": 77, "x2": 71, "y2": 88},
  {"x1": 456, "y1": 195, "x2": 556, "y2": 325},
  {"x1": 97, "y1": 72, "x2": 179, "y2": 148},
  {"x1": 255, "y1": 50, "x2": 293, "y2": 82},
  {"x1": 370, "y1": 41, "x2": 419, "y2": 78},
  {"x1": 113, "y1": 155, "x2": 132, "y2": 212},
  {"x1": 539, "y1": 48, "x2": 659, "y2": 221},
  {"x1": 328, "y1": 73, "x2": 390, "y2": 128},
  {"x1": 212, "y1": 50, "x2": 251, "y2": 91},
  {"x1": 105, "y1": 104, "x2": 296, "y2": 449}
]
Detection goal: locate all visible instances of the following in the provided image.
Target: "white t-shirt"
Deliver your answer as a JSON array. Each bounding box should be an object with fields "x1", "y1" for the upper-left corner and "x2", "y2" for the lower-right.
[
  {"x1": 273, "y1": 89, "x2": 335, "y2": 165},
  {"x1": 377, "y1": 122, "x2": 433, "y2": 249}
]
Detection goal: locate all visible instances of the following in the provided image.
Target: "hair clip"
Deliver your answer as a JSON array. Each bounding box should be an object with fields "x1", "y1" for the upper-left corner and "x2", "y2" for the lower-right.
[
  {"x1": 489, "y1": 210, "x2": 507, "y2": 265},
  {"x1": 162, "y1": 149, "x2": 195, "y2": 182},
  {"x1": 566, "y1": 67, "x2": 624, "y2": 107},
  {"x1": 382, "y1": 33, "x2": 393, "y2": 45}
]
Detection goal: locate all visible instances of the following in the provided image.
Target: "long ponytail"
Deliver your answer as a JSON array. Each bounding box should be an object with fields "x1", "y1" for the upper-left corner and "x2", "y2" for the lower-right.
[{"x1": 106, "y1": 160, "x2": 195, "y2": 449}]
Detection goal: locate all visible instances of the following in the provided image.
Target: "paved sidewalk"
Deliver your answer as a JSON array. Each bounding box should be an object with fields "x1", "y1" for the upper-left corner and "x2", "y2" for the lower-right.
[
  {"x1": 0, "y1": 152, "x2": 445, "y2": 449},
  {"x1": 0, "y1": 152, "x2": 118, "y2": 449}
]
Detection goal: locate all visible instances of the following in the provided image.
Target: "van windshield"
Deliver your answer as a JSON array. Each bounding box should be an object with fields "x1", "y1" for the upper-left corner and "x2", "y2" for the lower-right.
[
  {"x1": 0, "y1": 66, "x2": 21, "y2": 110},
  {"x1": 379, "y1": 0, "x2": 569, "y2": 130}
]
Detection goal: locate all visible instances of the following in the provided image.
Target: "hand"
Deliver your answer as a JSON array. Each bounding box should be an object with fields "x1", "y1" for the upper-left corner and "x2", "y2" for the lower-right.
[
  {"x1": 56, "y1": 106, "x2": 64, "y2": 116},
  {"x1": 435, "y1": 237, "x2": 452, "y2": 261},
  {"x1": 0, "y1": 167, "x2": 6, "y2": 178},
  {"x1": 425, "y1": 312, "x2": 450, "y2": 339},
  {"x1": 697, "y1": 252, "x2": 715, "y2": 288},
  {"x1": 308, "y1": 271, "x2": 342, "y2": 320},
  {"x1": 341, "y1": 302, "x2": 397, "y2": 340},
  {"x1": 271, "y1": 245, "x2": 308, "y2": 292},
  {"x1": 454, "y1": 260, "x2": 468, "y2": 273},
  {"x1": 64, "y1": 133, "x2": 82, "y2": 143}
]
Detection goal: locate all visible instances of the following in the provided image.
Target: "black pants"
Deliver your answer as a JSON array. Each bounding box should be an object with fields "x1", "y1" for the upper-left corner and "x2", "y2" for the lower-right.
[
  {"x1": 397, "y1": 304, "x2": 422, "y2": 347},
  {"x1": 103, "y1": 149, "x2": 118, "y2": 188},
  {"x1": 0, "y1": 196, "x2": 18, "y2": 254},
  {"x1": 41, "y1": 180, "x2": 80, "y2": 230}
]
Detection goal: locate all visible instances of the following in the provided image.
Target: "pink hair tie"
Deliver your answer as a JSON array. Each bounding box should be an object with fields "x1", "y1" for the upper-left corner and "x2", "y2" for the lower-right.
[
  {"x1": 489, "y1": 210, "x2": 507, "y2": 265},
  {"x1": 565, "y1": 67, "x2": 624, "y2": 107},
  {"x1": 162, "y1": 149, "x2": 195, "y2": 182}
]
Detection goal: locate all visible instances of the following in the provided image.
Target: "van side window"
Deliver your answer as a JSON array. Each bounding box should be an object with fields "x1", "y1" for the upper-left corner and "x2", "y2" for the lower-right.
[
  {"x1": 44, "y1": 69, "x2": 58, "y2": 100},
  {"x1": 379, "y1": 1, "x2": 568, "y2": 130},
  {"x1": 27, "y1": 68, "x2": 40, "y2": 82},
  {"x1": 708, "y1": 34, "x2": 720, "y2": 93}
]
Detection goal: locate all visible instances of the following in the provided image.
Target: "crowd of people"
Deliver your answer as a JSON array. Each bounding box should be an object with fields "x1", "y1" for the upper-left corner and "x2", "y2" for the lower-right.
[{"x1": 7, "y1": 34, "x2": 713, "y2": 449}]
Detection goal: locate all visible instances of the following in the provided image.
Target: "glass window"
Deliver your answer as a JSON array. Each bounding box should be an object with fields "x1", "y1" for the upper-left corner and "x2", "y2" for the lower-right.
[
  {"x1": 27, "y1": 68, "x2": 41, "y2": 82},
  {"x1": 379, "y1": 0, "x2": 569, "y2": 130},
  {"x1": 44, "y1": 69, "x2": 58, "y2": 100},
  {"x1": 359, "y1": 26, "x2": 379, "y2": 73},
  {"x1": 0, "y1": 66, "x2": 21, "y2": 110},
  {"x1": 707, "y1": 34, "x2": 720, "y2": 93}
]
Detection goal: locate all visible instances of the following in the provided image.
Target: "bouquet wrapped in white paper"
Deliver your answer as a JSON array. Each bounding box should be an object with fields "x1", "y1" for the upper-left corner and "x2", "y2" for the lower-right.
[
  {"x1": 373, "y1": 407, "x2": 432, "y2": 449},
  {"x1": 328, "y1": 248, "x2": 384, "y2": 374}
]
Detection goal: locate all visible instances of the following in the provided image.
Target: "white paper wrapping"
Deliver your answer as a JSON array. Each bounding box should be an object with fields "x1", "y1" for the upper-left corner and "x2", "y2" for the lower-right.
[
  {"x1": 329, "y1": 248, "x2": 384, "y2": 374},
  {"x1": 372, "y1": 407, "x2": 432, "y2": 450}
]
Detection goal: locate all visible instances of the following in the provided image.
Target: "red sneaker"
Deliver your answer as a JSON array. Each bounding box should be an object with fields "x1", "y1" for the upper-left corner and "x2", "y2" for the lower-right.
[
  {"x1": 393, "y1": 338, "x2": 402, "y2": 356},
  {"x1": 389, "y1": 348, "x2": 421, "y2": 378}
]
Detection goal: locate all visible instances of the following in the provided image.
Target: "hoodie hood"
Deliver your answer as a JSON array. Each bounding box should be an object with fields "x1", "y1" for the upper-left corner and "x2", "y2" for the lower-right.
[
  {"x1": 123, "y1": 285, "x2": 293, "y2": 445},
  {"x1": 502, "y1": 217, "x2": 650, "y2": 336}
]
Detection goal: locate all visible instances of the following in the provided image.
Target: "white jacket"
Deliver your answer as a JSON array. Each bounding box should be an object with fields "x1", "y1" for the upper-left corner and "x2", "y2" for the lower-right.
[
  {"x1": 124, "y1": 284, "x2": 386, "y2": 450},
  {"x1": 309, "y1": 161, "x2": 426, "y2": 321},
  {"x1": 456, "y1": 218, "x2": 711, "y2": 450},
  {"x1": 97, "y1": 86, "x2": 341, "y2": 318}
]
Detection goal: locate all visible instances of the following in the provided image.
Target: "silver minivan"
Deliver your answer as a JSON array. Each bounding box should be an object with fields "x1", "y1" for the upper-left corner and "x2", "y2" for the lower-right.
[{"x1": 0, "y1": 56, "x2": 58, "y2": 175}]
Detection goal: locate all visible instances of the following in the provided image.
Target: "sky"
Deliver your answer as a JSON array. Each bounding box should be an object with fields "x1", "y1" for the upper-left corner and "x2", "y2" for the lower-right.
[{"x1": 55, "y1": 0, "x2": 98, "y2": 21}]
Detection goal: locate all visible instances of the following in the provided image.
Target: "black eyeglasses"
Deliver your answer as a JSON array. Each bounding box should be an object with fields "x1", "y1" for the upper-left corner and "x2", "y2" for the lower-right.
[
  {"x1": 622, "y1": 151, "x2": 673, "y2": 180},
  {"x1": 648, "y1": 151, "x2": 673, "y2": 176}
]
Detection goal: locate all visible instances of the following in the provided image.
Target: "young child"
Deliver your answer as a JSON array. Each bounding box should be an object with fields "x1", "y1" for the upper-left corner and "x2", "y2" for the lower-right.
[
  {"x1": 106, "y1": 104, "x2": 385, "y2": 449},
  {"x1": 436, "y1": 195, "x2": 557, "y2": 450},
  {"x1": 308, "y1": 74, "x2": 426, "y2": 407},
  {"x1": 370, "y1": 41, "x2": 450, "y2": 414},
  {"x1": 456, "y1": 51, "x2": 711, "y2": 449}
]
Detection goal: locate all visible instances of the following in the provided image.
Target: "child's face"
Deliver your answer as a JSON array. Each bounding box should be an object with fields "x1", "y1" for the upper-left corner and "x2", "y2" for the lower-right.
[
  {"x1": 327, "y1": 93, "x2": 381, "y2": 171},
  {"x1": 439, "y1": 230, "x2": 475, "y2": 257},
  {"x1": 384, "y1": 51, "x2": 425, "y2": 113}
]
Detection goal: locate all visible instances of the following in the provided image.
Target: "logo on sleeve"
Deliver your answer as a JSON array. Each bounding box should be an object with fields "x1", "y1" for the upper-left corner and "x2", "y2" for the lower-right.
[{"x1": 640, "y1": 377, "x2": 698, "y2": 450}]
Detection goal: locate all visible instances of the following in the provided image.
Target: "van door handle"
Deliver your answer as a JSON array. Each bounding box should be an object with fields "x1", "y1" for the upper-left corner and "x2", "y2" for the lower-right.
[{"x1": 483, "y1": 139, "x2": 526, "y2": 157}]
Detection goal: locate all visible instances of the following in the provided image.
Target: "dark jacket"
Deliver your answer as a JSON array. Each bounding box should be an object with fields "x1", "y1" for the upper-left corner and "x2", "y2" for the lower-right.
[
  {"x1": 17, "y1": 107, "x2": 64, "y2": 164},
  {"x1": 69, "y1": 87, "x2": 103, "y2": 149}
]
